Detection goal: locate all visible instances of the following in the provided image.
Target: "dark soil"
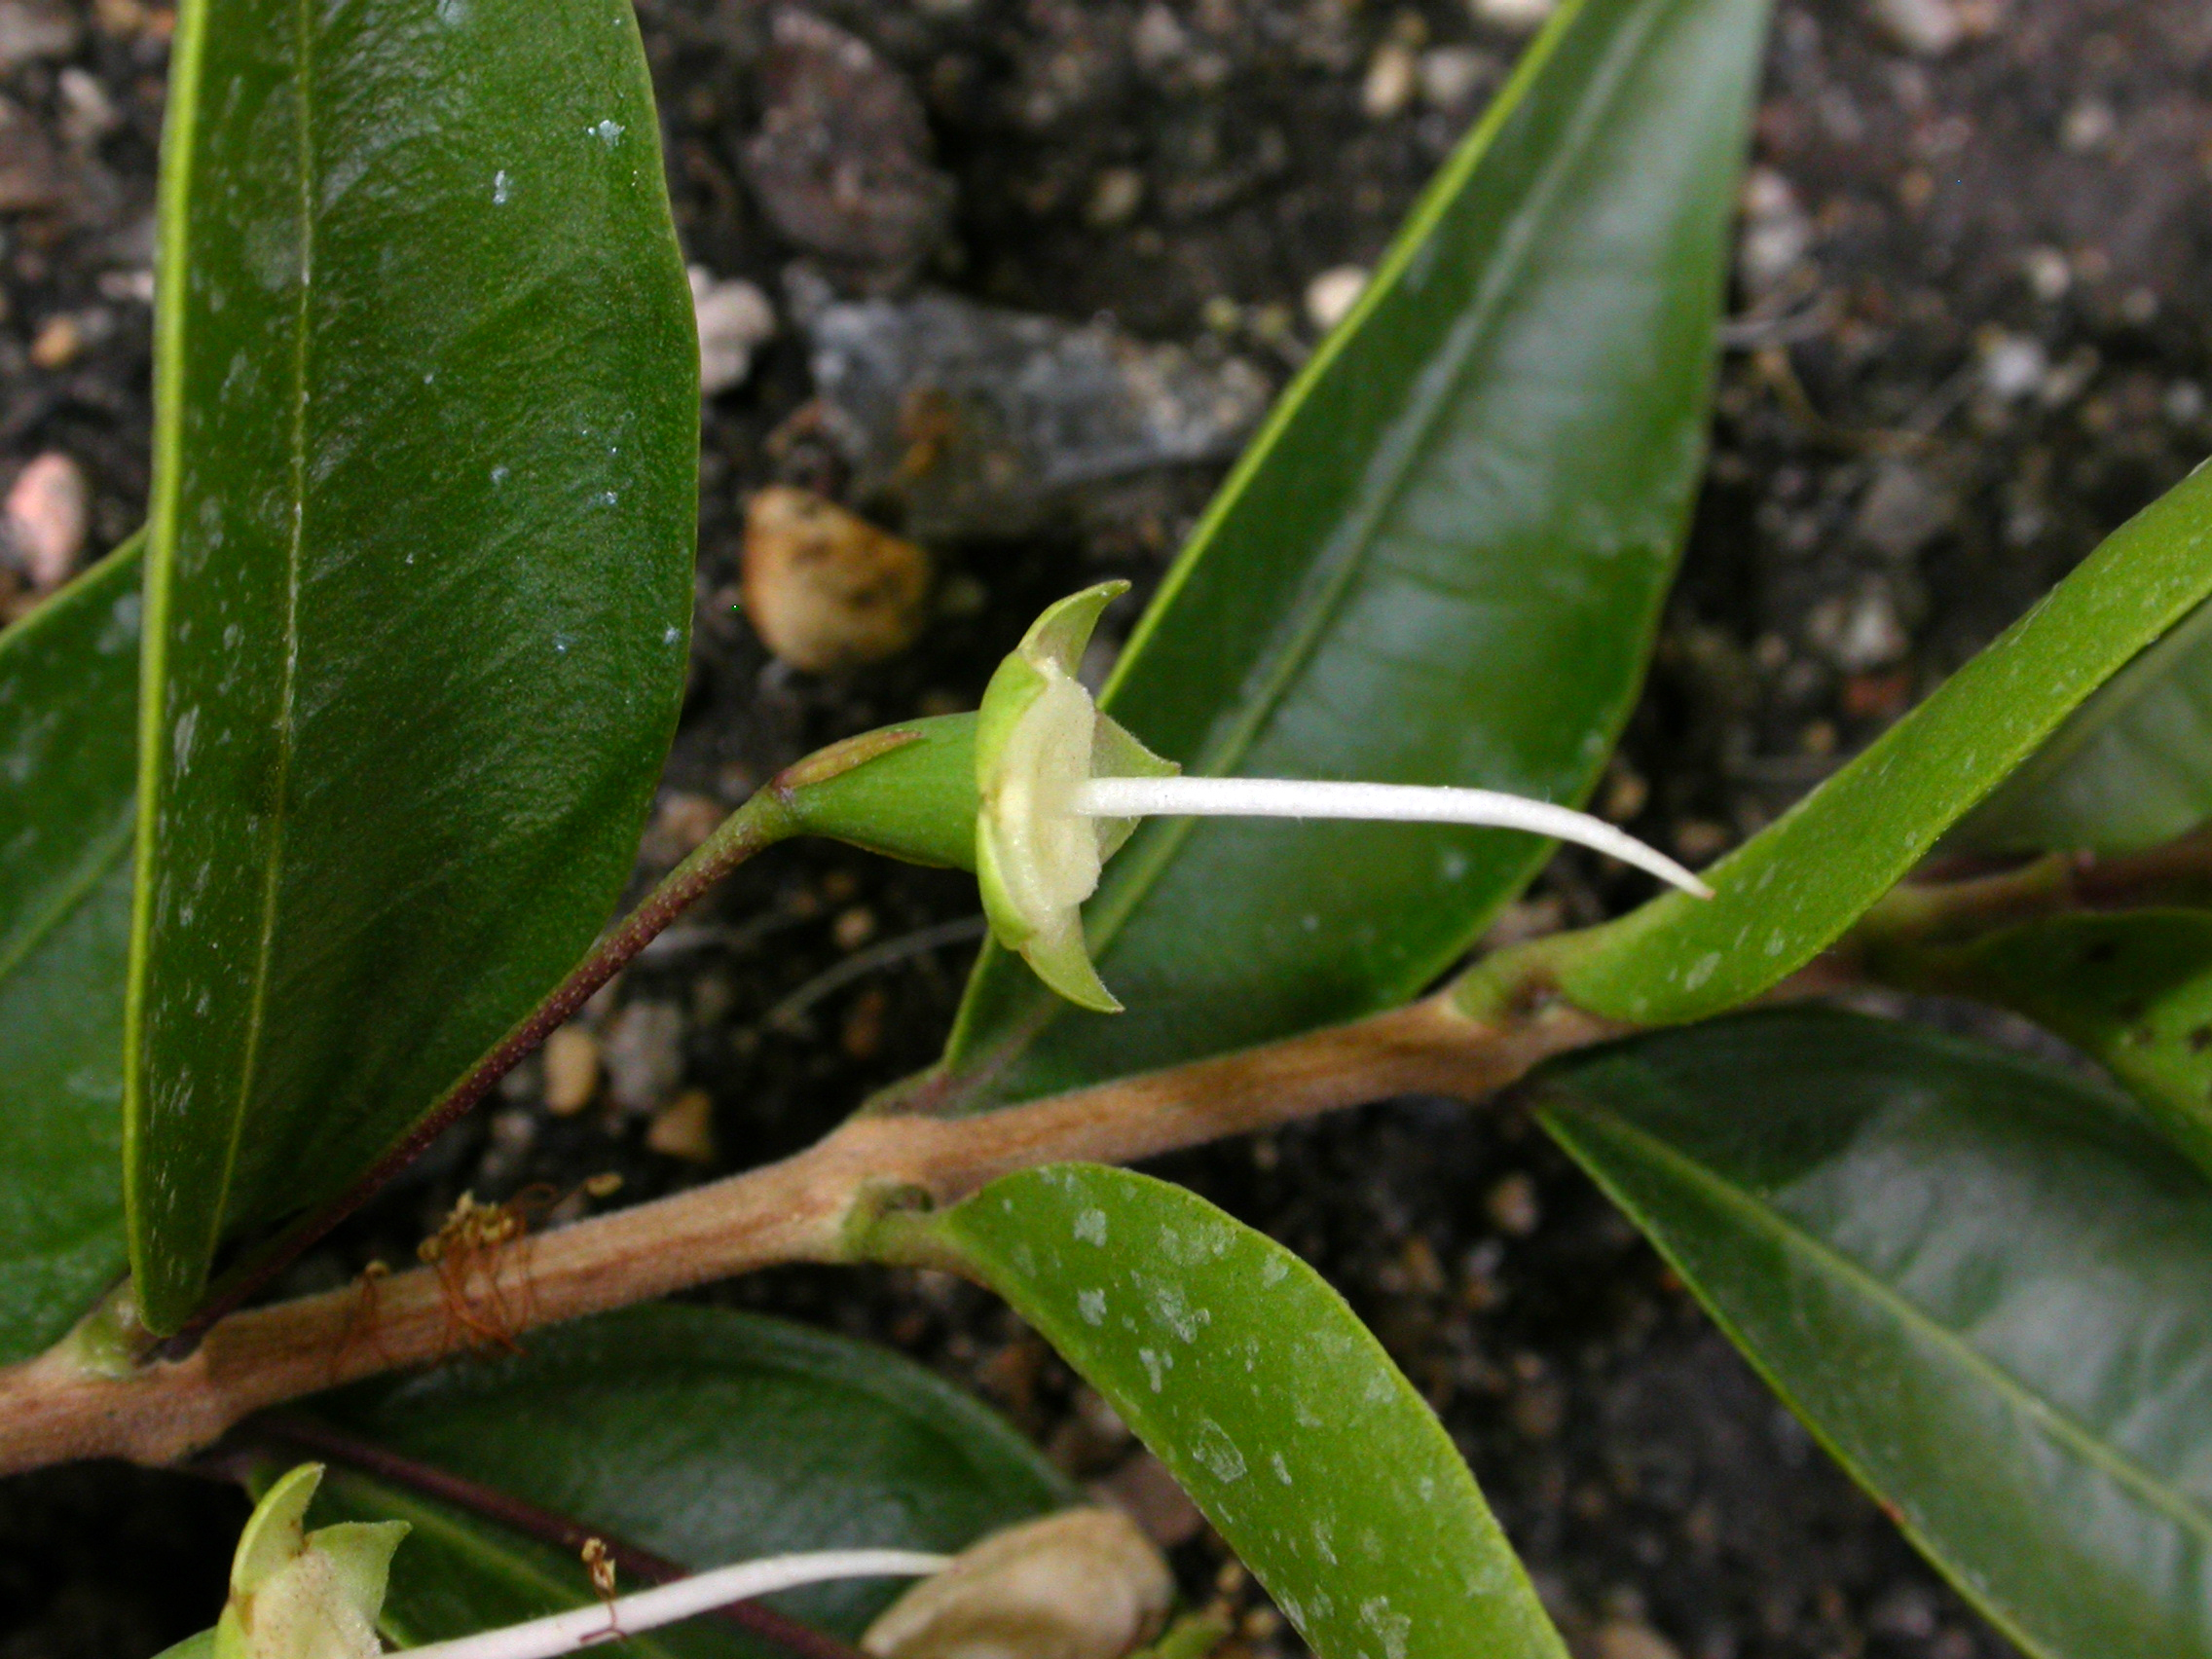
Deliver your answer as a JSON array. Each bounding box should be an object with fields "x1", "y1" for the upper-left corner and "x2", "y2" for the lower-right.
[{"x1": 8, "y1": 0, "x2": 2212, "y2": 1655}]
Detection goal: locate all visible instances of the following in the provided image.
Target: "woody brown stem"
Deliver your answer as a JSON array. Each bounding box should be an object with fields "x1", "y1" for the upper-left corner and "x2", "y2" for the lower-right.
[
  {"x1": 159, "y1": 789, "x2": 805, "y2": 1359},
  {"x1": 0, "y1": 985, "x2": 1621, "y2": 1476}
]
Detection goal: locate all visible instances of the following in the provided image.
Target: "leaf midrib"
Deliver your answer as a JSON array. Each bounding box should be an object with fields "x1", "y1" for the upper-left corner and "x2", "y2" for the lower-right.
[
  {"x1": 0, "y1": 810, "x2": 131, "y2": 989},
  {"x1": 1580, "y1": 1104, "x2": 2212, "y2": 1548}
]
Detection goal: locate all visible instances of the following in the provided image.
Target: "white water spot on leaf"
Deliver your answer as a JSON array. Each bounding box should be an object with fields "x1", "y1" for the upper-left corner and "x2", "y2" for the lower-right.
[
  {"x1": 1137, "y1": 1348, "x2": 1165, "y2": 1392},
  {"x1": 1077, "y1": 1288, "x2": 1106, "y2": 1326},
  {"x1": 1270, "y1": 1452, "x2": 1293, "y2": 1485},
  {"x1": 1192, "y1": 1419, "x2": 1246, "y2": 1484},
  {"x1": 1359, "y1": 1598, "x2": 1410, "y2": 1659},
  {"x1": 662, "y1": 624, "x2": 681, "y2": 645},
  {"x1": 436, "y1": 0, "x2": 468, "y2": 22},
  {"x1": 1149, "y1": 1282, "x2": 1204, "y2": 1343},
  {"x1": 594, "y1": 119, "x2": 625, "y2": 146},
  {"x1": 1073, "y1": 1207, "x2": 1108, "y2": 1245},
  {"x1": 1682, "y1": 950, "x2": 1722, "y2": 990},
  {"x1": 492, "y1": 168, "x2": 510, "y2": 204},
  {"x1": 1260, "y1": 1255, "x2": 1289, "y2": 1286},
  {"x1": 170, "y1": 705, "x2": 198, "y2": 770},
  {"x1": 1310, "y1": 1519, "x2": 1337, "y2": 1565},
  {"x1": 490, "y1": 464, "x2": 510, "y2": 485}
]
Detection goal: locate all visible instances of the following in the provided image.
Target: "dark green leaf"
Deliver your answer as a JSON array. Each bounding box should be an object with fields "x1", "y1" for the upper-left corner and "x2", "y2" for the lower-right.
[
  {"x1": 1539, "y1": 1008, "x2": 2212, "y2": 1659},
  {"x1": 1954, "y1": 590, "x2": 2212, "y2": 855},
  {"x1": 128, "y1": 0, "x2": 698, "y2": 1331},
  {"x1": 931, "y1": 0, "x2": 1772, "y2": 1110},
  {"x1": 903, "y1": 1165, "x2": 1567, "y2": 1659},
  {"x1": 0, "y1": 538, "x2": 140, "y2": 1362},
  {"x1": 1871, "y1": 908, "x2": 2212, "y2": 1179},
  {"x1": 1555, "y1": 465, "x2": 2212, "y2": 1025},
  {"x1": 305, "y1": 1304, "x2": 1075, "y2": 1645}
]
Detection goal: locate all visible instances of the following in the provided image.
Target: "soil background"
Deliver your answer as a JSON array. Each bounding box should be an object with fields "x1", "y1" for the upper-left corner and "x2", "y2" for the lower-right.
[{"x1": 6, "y1": 0, "x2": 2212, "y2": 1655}]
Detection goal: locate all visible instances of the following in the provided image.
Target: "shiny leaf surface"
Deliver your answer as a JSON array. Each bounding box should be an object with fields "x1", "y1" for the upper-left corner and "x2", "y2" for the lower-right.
[
  {"x1": 906, "y1": 1165, "x2": 1567, "y2": 1659},
  {"x1": 1539, "y1": 1009, "x2": 2212, "y2": 1659},
  {"x1": 306, "y1": 1305, "x2": 1074, "y2": 1644},
  {"x1": 1557, "y1": 464, "x2": 2212, "y2": 1024},
  {"x1": 0, "y1": 539, "x2": 140, "y2": 1362},
  {"x1": 1873, "y1": 908, "x2": 2212, "y2": 1180},
  {"x1": 128, "y1": 0, "x2": 698, "y2": 1331},
  {"x1": 933, "y1": 0, "x2": 1771, "y2": 1110},
  {"x1": 1955, "y1": 590, "x2": 2212, "y2": 855}
]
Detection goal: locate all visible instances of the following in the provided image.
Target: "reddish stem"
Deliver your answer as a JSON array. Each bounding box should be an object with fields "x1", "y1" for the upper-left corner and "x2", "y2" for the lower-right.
[{"x1": 157, "y1": 791, "x2": 798, "y2": 1360}]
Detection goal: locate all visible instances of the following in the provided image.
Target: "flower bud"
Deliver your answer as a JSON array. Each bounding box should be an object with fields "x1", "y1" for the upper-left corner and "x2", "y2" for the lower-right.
[{"x1": 213, "y1": 1464, "x2": 407, "y2": 1659}]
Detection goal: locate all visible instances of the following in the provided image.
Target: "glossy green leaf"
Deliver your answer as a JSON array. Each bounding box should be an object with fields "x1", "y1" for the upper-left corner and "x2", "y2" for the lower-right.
[
  {"x1": 1556, "y1": 465, "x2": 2212, "y2": 1024},
  {"x1": 1954, "y1": 590, "x2": 2212, "y2": 855},
  {"x1": 1538, "y1": 1008, "x2": 2212, "y2": 1659},
  {"x1": 127, "y1": 0, "x2": 698, "y2": 1331},
  {"x1": 928, "y1": 0, "x2": 1771, "y2": 1111},
  {"x1": 1870, "y1": 908, "x2": 2212, "y2": 1180},
  {"x1": 898, "y1": 1164, "x2": 1567, "y2": 1659},
  {"x1": 304, "y1": 1304, "x2": 1075, "y2": 1645},
  {"x1": 0, "y1": 538, "x2": 141, "y2": 1362}
]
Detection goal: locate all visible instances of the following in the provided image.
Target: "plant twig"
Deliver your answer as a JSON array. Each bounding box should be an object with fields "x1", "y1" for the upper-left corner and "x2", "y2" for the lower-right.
[
  {"x1": 158, "y1": 788, "x2": 804, "y2": 1359},
  {"x1": 0, "y1": 985, "x2": 1618, "y2": 1475},
  {"x1": 249, "y1": 1416, "x2": 875, "y2": 1659}
]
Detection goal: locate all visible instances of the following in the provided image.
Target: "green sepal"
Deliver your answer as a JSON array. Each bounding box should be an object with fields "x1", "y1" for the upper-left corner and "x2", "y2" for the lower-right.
[
  {"x1": 781, "y1": 716, "x2": 982, "y2": 872},
  {"x1": 216, "y1": 1464, "x2": 407, "y2": 1659},
  {"x1": 1089, "y1": 710, "x2": 1179, "y2": 865},
  {"x1": 975, "y1": 584, "x2": 1176, "y2": 1014}
]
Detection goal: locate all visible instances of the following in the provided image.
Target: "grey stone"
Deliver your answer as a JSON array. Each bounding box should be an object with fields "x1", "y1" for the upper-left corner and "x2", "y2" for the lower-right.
[{"x1": 805, "y1": 289, "x2": 1270, "y2": 540}]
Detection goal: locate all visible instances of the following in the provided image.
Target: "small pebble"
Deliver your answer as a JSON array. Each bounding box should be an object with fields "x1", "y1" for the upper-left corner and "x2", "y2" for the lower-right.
[
  {"x1": 1085, "y1": 166, "x2": 1145, "y2": 229},
  {"x1": 1977, "y1": 330, "x2": 2047, "y2": 402},
  {"x1": 689, "y1": 267, "x2": 776, "y2": 398},
  {"x1": 1487, "y1": 1171, "x2": 1541, "y2": 1236},
  {"x1": 1468, "y1": 0, "x2": 1556, "y2": 30},
  {"x1": 2023, "y1": 244, "x2": 2071, "y2": 301},
  {"x1": 1593, "y1": 1620, "x2": 1682, "y2": 1659},
  {"x1": 28, "y1": 313, "x2": 80, "y2": 370},
  {"x1": 541, "y1": 1025, "x2": 601, "y2": 1116},
  {"x1": 832, "y1": 905, "x2": 877, "y2": 951},
  {"x1": 639, "y1": 790, "x2": 723, "y2": 869},
  {"x1": 741, "y1": 486, "x2": 933, "y2": 673},
  {"x1": 2060, "y1": 98, "x2": 2116, "y2": 154},
  {"x1": 1418, "y1": 45, "x2": 1491, "y2": 109},
  {"x1": 1361, "y1": 40, "x2": 1418, "y2": 120},
  {"x1": 645, "y1": 1088, "x2": 718, "y2": 1163},
  {"x1": 602, "y1": 1000, "x2": 685, "y2": 1114},
  {"x1": 1869, "y1": 0, "x2": 1962, "y2": 56},
  {"x1": 56, "y1": 67, "x2": 117, "y2": 145},
  {"x1": 4, "y1": 452, "x2": 87, "y2": 591},
  {"x1": 0, "y1": 0, "x2": 78, "y2": 71},
  {"x1": 841, "y1": 984, "x2": 889, "y2": 1060},
  {"x1": 1304, "y1": 265, "x2": 1369, "y2": 332}
]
